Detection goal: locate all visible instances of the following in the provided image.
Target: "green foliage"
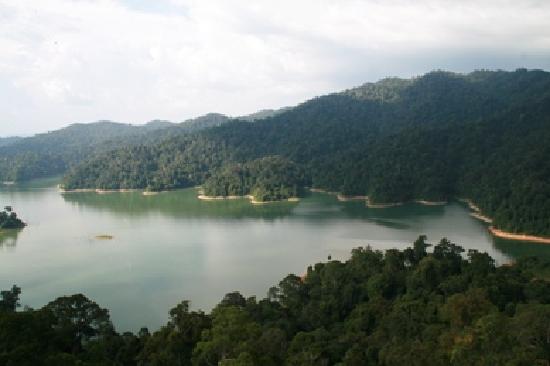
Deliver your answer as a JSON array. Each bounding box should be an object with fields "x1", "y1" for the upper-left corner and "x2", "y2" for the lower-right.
[
  {"x1": 138, "y1": 301, "x2": 210, "y2": 366},
  {"x1": 2, "y1": 236, "x2": 550, "y2": 365},
  {"x1": 0, "y1": 115, "x2": 233, "y2": 183},
  {"x1": 0, "y1": 207, "x2": 26, "y2": 229},
  {"x1": 0, "y1": 285, "x2": 21, "y2": 313},
  {"x1": 60, "y1": 69, "x2": 550, "y2": 235},
  {"x1": 202, "y1": 156, "x2": 305, "y2": 201}
]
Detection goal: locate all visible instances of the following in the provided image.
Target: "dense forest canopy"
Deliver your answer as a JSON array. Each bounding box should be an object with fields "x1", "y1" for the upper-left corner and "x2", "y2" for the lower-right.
[
  {"x1": 202, "y1": 156, "x2": 305, "y2": 201},
  {"x1": 0, "y1": 112, "x2": 257, "y2": 183},
  {"x1": 0, "y1": 109, "x2": 290, "y2": 184},
  {"x1": 61, "y1": 69, "x2": 550, "y2": 236},
  {"x1": 0, "y1": 121, "x2": 169, "y2": 182},
  {"x1": 2, "y1": 237, "x2": 550, "y2": 365}
]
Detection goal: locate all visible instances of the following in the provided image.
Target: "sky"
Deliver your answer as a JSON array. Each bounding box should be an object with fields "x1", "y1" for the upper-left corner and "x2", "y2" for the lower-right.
[{"x1": 1, "y1": 0, "x2": 549, "y2": 136}]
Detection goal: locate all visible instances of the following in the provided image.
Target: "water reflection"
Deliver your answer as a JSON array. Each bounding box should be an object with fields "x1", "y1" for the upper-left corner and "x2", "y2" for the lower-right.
[
  {"x1": 492, "y1": 237, "x2": 550, "y2": 260},
  {"x1": 0, "y1": 229, "x2": 20, "y2": 250},
  {"x1": 61, "y1": 190, "x2": 298, "y2": 221},
  {"x1": 61, "y1": 189, "x2": 448, "y2": 227}
]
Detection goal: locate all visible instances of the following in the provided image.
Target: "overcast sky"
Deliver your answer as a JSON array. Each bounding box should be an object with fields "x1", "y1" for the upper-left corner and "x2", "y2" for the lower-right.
[{"x1": 1, "y1": 0, "x2": 549, "y2": 136}]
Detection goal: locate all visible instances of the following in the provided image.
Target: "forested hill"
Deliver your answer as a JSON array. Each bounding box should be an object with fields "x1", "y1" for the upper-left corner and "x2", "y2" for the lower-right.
[
  {"x1": 0, "y1": 121, "x2": 166, "y2": 182},
  {"x1": 62, "y1": 69, "x2": 550, "y2": 236},
  {"x1": 0, "y1": 113, "x2": 235, "y2": 182},
  {"x1": 0, "y1": 110, "x2": 288, "y2": 183},
  {"x1": 0, "y1": 137, "x2": 22, "y2": 148}
]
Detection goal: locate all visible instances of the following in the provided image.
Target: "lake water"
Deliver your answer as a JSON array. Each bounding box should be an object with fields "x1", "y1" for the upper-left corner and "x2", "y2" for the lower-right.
[{"x1": 1, "y1": 177, "x2": 549, "y2": 332}]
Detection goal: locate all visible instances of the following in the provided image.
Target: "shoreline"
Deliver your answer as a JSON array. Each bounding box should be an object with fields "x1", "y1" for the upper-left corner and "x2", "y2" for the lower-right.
[
  {"x1": 415, "y1": 199, "x2": 447, "y2": 206},
  {"x1": 366, "y1": 198, "x2": 403, "y2": 208},
  {"x1": 142, "y1": 191, "x2": 159, "y2": 196},
  {"x1": 197, "y1": 194, "x2": 253, "y2": 201},
  {"x1": 309, "y1": 188, "x2": 338, "y2": 195},
  {"x1": 336, "y1": 194, "x2": 368, "y2": 202},
  {"x1": 460, "y1": 198, "x2": 550, "y2": 243},
  {"x1": 458, "y1": 198, "x2": 493, "y2": 224},
  {"x1": 470, "y1": 212, "x2": 493, "y2": 224},
  {"x1": 311, "y1": 188, "x2": 446, "y2": 207},
  {"x1": 489, "y1": 227, "x2": 550, "y2": 244},
  {"x1": 198, "y1": 193, "x2": 299, "y2": 204},
  {"x1": 59, "y1": 187, "x2": 165, "y2": 195}
]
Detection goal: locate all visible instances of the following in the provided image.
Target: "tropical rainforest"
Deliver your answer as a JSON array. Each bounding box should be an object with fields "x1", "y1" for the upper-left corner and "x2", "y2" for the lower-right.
[
  {"x1": 53, "y1": 69, "x2": 550, "y2": 237},
  {"x1": 2, "y1": 237, "x2": 550, "y2": 365},
  {"x1": 0, "y1": 113, "x2": 243, "y2": 183},
  {"x1": 202, "y1": 156, "x2": 305, "y2": 202}
]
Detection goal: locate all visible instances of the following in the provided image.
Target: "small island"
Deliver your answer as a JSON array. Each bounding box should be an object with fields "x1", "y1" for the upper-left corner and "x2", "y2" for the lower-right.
[{"x1": 0, "y1": 206, "x2": 26, "y2": 230}]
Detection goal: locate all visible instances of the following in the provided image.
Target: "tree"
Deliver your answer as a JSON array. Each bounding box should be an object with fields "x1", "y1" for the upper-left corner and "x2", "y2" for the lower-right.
[
  {"x1": 193, "y1": 306, "x2": 261, "y2": 365},
  {"x1": 139, "y1": 301, "x2": 210, "y2": 366},
  {"x1": 44, "y1": 294, "x2": 114, "y2": 353},
  {"x1": 0, "y1": 285, "x2": 21, "y2": 312}
]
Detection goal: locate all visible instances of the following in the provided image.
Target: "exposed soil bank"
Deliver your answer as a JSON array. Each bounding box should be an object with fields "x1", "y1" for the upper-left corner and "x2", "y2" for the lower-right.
[
  {"x1": 415, "y1": 200, "x2": 447, "y2": 206},
  {"x1": 489, "y1": 227, "x2": 550, "y2": 244},
  {"x1": 366, "y1": 198, "x2": 404, "y2": 208},
  {"x1": 95, "y1": 235, "x2": 114, "y2": 240},
  {"x1": 60, "y1": 188, "x2": 140, "y2": 194},
  {"x1": 309, "y1": 188, "x2": 338, "y2": 195},
  {"x1": 337, "y1": 194, "x2": 368, "y2": 202},
  {"x1": 458, "y1": 198, "x2": 493, "y2": 224},
  {"x1": 198, "y1": 193, "x2": 299, "y2": 204},
  {"x1": 142, "y1": 191, "x2": 159, "y2": 196},
  {"x1": 311, "y1": 188, "x2": 445, "y2": 207},
  {"x1": 197, "y1": 194, "x2": 253, "y2": 201},
  {"x1": 458, "y1": 198, "x2": 550, "y2": 243},
  {"x1": 60, "y1": 187, "x2": 167, "y2": 195}
]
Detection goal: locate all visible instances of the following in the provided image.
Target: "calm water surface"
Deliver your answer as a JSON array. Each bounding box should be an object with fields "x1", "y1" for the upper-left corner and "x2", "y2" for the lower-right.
[{"x1": 1, "y1": 177, "x2": 549, "y2": 332}]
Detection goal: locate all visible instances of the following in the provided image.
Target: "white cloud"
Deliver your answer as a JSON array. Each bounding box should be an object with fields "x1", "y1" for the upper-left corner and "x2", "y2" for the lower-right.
[{"x1": 0, "y1": 0, "x2": 549, "y2": 135}]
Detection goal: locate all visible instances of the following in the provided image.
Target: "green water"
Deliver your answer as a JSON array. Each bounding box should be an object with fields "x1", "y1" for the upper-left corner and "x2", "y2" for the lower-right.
[{"x1": 1, "y1": 178, "x2": 549, "y2": 332}]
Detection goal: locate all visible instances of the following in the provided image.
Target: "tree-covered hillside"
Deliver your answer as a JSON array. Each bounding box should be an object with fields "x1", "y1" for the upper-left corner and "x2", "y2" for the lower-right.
[
  {"x1": 0, "y1": 114, "x2": 234, "y2": 182},
  {"x1": 0, "y1": 110, "x2": 287, "y2": 183},
  {"x1": 62, "y1": 69, "x2": 550, "y2": 236},
  {"x1": 0, "y1": 137, "x2": 22, "y2": 148},
  {"x1": 0, "y1": 121, "x2": 167, "y2": 182},
  {"x1": 2, "y1": 237, "x2": 550, "y2": 365},
  {"x1": 202, "y1": 156, "x2": 305, "y2": 201}
]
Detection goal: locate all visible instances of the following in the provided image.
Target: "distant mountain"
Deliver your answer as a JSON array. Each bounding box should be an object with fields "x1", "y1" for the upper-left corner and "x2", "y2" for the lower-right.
[
  {"x1": 0, "y1": 109, "x2": 278, "y2": 182},
  {"x1": 235, "y1": 107, "x2": 291, "y2": 121},
  {"x1": 0, "y1": 120, "x2": 170, "y2": 181},
  {"x1": 179, "y1": 113, "x2": 230, "y2": 131},
  {"x1": 62, "y1": 69, "x2": 550, "y2": 236},
  {"x1": 143, "y1": 120, "x2": 176, "y2": 130},
  {"x1": 0, "y1": 137, "x2": 23, "y2": 148},
  {"x1": 0, "y1": 117, "x2": 200, "y2": 182}
]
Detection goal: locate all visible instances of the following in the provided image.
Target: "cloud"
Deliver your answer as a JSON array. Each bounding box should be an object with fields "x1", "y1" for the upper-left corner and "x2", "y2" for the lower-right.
[{"x1": 0, "y1": 0, "x2": 549, "y2": 135}]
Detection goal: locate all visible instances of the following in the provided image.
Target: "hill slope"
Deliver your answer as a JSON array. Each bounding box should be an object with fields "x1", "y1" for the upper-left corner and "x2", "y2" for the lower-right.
[
  {"x1": 62, "y1": 69, "x2": 550, "y2": 236},
  {"x1": 0, "y1": 113, "x2": 236, "y2": 182}
]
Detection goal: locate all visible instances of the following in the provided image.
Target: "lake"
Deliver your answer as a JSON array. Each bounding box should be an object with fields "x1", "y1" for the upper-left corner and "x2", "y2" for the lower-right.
[{"x1": 1, "y1": 177, "x2": 549, "y2": 332}]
